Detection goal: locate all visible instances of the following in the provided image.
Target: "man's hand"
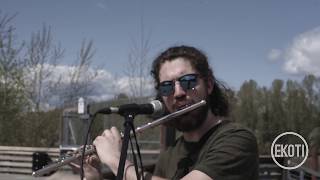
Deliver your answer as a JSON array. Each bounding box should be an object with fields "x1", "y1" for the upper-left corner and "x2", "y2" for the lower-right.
[
  {"x1": 93, "y1": 126, "x2": 122, "y2": 174},
  {"x1": 69, "y1": 153, "x2": 102, "y2": 180}
]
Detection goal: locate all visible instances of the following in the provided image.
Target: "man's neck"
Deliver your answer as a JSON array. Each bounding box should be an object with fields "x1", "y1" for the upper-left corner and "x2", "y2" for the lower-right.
[{"x1": 183, "y1": 112, "x2": 222, "y2": 142}]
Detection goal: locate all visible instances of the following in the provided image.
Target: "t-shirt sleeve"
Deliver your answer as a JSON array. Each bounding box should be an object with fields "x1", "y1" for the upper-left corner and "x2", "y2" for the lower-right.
[{"x1": 194, "y1": 128, "x2": 259, "y2": 180}]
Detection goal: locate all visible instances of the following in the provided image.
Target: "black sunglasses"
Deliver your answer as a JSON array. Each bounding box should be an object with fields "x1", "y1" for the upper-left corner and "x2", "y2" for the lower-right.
[{"x1": 158, "y1": 73, "x2": 199, "y2": 96}]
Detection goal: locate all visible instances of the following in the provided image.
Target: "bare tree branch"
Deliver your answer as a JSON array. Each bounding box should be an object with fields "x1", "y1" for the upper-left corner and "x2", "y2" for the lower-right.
[
  {"x1": 24, "y1": 24, "x2": 64, "y2": 111},
  {"x1": 124, "y1": 17, "x2": 153, "y2": 98}
]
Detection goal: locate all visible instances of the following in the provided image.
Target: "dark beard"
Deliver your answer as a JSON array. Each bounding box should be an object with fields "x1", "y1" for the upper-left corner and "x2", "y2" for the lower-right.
[{"x1": 165, "y1": 103, "x2": 209, "y2": 132}]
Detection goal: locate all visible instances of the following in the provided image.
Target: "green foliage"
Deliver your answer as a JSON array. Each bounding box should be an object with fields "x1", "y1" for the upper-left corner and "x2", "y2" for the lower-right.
[
  {"x1": 0, "y1": 11, "x2": 29, "y2": 145},
  {"x1": 17, "y1": 110, "x2": 61, "y2": 147},
  {"x1": 231, "y1": 75, "x2": 320, "y2": 154},
  {"x1": 235, "y1": 80, "x2": 260, "y2": 130}
]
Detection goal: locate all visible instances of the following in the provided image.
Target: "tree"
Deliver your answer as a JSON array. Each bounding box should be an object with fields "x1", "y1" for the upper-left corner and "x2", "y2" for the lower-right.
[
  {"x1": 124, "y1": 15, "x2": 153, "y2": 98},
  {"x1": 24, "y1": 24, "x2": 64, "y2": 112},
  {"x1": 256, "y1": 87, "x2": 273, "y2": 154},
  {"x1": 236, "y1": 80, "x2": 260, "y2": 130},
  {"x1": 284, "y1": 80, "x2": 307, "y2": 134},
  {"x1": 302, "y1": 75, "x2": 320, "y2": 128},
  {"x1": 18, "y1": 24, "x2": 64, "y2": 146},
  {"x1": 52, "y1": 39, "x2": 98, "y2": 106},
  {"x1": 268, "y1": 79, "x2": 286, "y2": 134},
  {"x1": 0, "y1": 11, "x2": 27, "y2": 145}
]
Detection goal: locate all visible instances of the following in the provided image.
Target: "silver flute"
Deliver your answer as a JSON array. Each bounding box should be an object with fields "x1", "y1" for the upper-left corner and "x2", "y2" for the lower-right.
[{"x1": 32, "y1": 100, "x2": 206, "y2": 177}]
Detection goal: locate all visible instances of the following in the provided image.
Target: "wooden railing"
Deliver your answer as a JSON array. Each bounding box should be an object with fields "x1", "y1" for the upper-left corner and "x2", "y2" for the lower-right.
[{"x1": 0, "y1": 146, "x2": 59, "y2": 175}]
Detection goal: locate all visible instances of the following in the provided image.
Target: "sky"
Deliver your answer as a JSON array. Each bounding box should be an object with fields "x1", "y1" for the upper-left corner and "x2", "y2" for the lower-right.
[{"x1": 2, "y1": 0, "x2": 320, "y2": 101}]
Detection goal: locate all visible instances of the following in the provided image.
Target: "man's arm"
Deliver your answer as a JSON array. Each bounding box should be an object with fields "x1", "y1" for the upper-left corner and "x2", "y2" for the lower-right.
[{"x1": 181, "y1": 170, "x2": 212, "y2": 180}]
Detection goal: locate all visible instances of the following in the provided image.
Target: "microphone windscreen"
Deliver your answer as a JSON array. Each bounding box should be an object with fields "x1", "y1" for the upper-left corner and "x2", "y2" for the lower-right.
[{"x1": 150, "y1": 100, "x2": 165, "y2": 117}]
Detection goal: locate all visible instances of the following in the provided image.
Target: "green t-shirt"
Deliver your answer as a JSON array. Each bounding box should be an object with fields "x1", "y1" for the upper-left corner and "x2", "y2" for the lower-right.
[{"x1": 153, "y1": 121, "x2": 259, "y2": 180}]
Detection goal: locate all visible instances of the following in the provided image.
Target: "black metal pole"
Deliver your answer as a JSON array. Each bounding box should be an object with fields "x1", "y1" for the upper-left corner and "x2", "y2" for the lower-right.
[{"x1": 116, "y1": 114, "x2": 134, "y2": 180}]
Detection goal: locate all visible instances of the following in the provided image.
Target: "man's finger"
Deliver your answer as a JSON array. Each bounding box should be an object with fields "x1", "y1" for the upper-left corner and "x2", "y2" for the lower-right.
[
  {"x1": 69, "y1": 162, "x2": 81, "y2": 169},
  {"x1": 111, "y1": 126, "x2": 121, "y2": 140}
]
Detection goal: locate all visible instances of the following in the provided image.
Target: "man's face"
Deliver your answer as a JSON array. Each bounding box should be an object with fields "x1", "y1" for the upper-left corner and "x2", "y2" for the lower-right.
[{"x1": 158, "y1": 58, "x2": 212, "y2": 132}]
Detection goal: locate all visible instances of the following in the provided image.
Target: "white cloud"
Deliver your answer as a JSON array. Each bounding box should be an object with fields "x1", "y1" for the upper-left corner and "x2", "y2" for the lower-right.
[
  {"x1": 283, "y1": 27, "x2": 320, "y2": 77},
  {"x1": 268, "y1": 49, "x2": 282, "y2": 62},
  {"x1": 116, "y1": 76, "x2": 154, "y2": 97},
  {"x1": 23, "y1": 64, "x2": 155, "y2": 109}
]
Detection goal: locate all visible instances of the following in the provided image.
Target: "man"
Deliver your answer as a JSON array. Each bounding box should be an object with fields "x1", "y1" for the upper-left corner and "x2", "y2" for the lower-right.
[{"x1": 87, "y1": 45, "x2": 259, "y2": 180}]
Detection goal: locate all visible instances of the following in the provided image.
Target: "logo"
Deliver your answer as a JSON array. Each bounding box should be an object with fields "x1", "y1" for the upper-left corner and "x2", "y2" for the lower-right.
[{"x1": 271, "y1": 132, "x2": 309, "y2": 170}]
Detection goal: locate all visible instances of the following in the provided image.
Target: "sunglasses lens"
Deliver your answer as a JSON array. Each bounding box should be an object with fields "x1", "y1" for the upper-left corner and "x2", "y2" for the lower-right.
[
  {"x1": 159, "y1": 81, "x2": 174, "y2": 96},
  {"x1": 159, "y1": 74, "x2": 198, "y2": 96},
  {"x1": 179, "y1": 74, "x2": 198, "y2": 91}
]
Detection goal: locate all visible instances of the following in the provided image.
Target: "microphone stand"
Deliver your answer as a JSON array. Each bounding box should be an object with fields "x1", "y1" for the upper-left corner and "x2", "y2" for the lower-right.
[
  {"x1": 116, "y1": 113, "x2": 134, "y2": 180},
  {"x1": 116, "y1": 104, "x2": 142, "y2": 180}
]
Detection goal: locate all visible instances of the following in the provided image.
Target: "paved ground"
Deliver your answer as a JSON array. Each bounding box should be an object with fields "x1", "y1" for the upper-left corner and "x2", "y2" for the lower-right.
[{"x1": 0, "y1": 171, "x2": 80, "y2": 180}]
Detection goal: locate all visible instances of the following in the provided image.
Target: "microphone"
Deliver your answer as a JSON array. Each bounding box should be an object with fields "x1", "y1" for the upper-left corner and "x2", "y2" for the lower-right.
[{"x1": 96, "y1": 100, "x2": 164, "y2": 116}]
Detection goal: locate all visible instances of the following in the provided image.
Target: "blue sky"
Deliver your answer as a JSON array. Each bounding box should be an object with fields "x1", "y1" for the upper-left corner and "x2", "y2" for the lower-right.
[{"x1": 2, "y1": 0, "x2": 320, "y2": 97}]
